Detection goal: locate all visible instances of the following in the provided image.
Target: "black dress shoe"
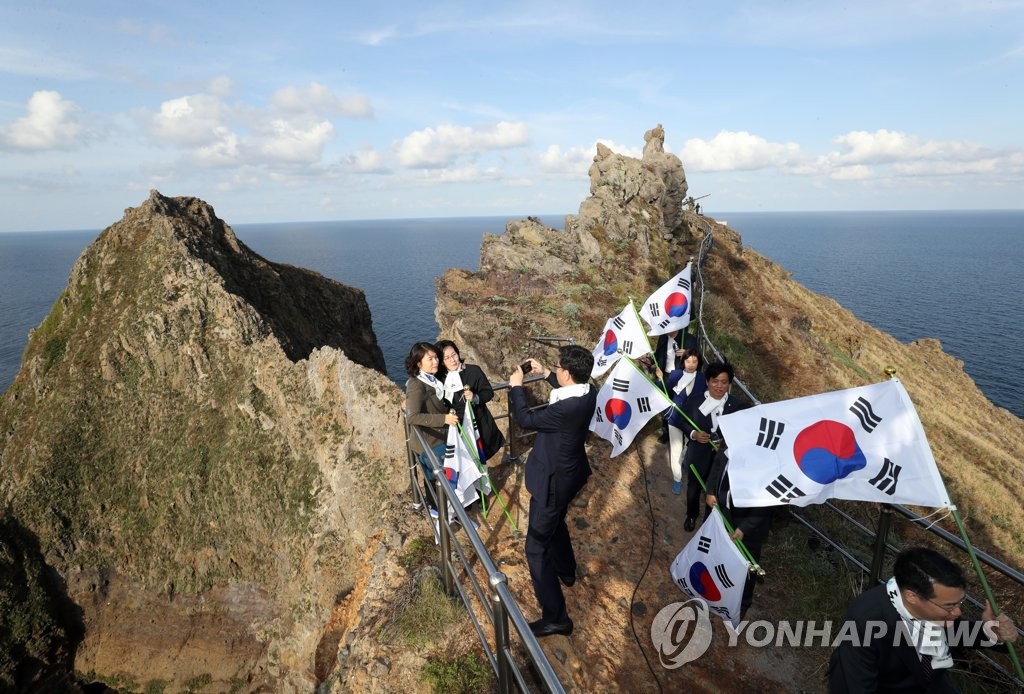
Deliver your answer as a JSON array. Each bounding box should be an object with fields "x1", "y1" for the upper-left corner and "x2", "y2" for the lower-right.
[
  {"x1": 530, "y1": 618, "x2": 574, "y2": 637},
  {"x1": 683, "y1": 517, "x2": 696, "y2": 532},
  {"x1": 558, "y1": 573, "x2": 576, "y2": 587}
]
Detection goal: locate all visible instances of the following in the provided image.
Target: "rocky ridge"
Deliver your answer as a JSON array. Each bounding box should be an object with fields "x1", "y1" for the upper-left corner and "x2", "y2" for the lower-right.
[
  {"x1": 0, "y1": 191, "x2": 417, "y2": 690},
  {"x1": 434, "y1": 125, "x2": 1024, "y2": 690}
]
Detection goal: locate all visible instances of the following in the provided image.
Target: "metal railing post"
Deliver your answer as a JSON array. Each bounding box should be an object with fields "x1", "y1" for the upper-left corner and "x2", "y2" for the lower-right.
[
  {"x1": 490, "y1": 573, "x2": 513, "y2": 694},
  {"x1": 434, "y1": 473, "x2": 456, "y2": 595},
  {"x1": 869, "y1": 506, "x2": 893, "y2": 584}
]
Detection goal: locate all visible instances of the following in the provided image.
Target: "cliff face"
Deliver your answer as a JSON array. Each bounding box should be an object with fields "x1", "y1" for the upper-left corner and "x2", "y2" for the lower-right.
[
  {"x1": 434, "y1": 126, "x2": 1024, "y2": 691},
  {"x1": 0, "y1": 191, "x2": 408, "y2": 690}
]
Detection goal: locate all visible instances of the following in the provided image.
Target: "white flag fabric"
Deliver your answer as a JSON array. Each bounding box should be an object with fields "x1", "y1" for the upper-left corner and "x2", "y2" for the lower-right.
[
  {"x1": 639, "y1": 263, "x2": 693, "y2": 336},
  {"x1": 670, "y1": 511, "x2": 749, "y2": 627},
  {"x1": 442, "y1": 407, "x2": 488, "y2": 508},
  {"x1": 591, "y1": 301, "x2": 653, "y2": 378},
  {"x1": 589, "y1": 357, "x2": 673, "y2": 457},
  {"x1": 718, "y1": 379, "x2": 951, "y2": 509}
]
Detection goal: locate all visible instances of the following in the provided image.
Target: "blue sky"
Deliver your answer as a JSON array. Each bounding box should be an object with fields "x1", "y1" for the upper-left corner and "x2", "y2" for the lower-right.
[{"x1": 1, "y1": 1, "x2": 1022, "y2": 232}]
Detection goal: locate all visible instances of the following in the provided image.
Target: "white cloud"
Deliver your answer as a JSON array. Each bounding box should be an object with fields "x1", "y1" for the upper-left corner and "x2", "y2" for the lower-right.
[
  {"x1": 827, "y1": 129, "x2": 989, "y2": 165},
  {"x1": 250, "y1": 118, "x2": 335, "y2": 165},
  {"x1": 341, "y1": 146, "x2": 389, "y2": 173},
  {"x1": 1, "y1": 91, "x2": 85, "y2": 151},
  {"x1": 270, "y1": 82, "x2": 373, "y2": 118},
  {"x1": 396, "y1": 121, "x2": 529, "y2": 168},
  {"x1": 682, "y1": 130, "x2": 803, "y2": 172},
  {"x1": 149, "y1": 94, "x2": 231, "y2": 146},
  {"x1": 193, "y1": 128, "x2": 240, "y2": 167}
]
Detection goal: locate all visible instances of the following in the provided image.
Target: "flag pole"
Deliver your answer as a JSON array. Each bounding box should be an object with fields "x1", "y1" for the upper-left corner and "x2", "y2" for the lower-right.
[
  {"x1": 688, "y1": 462, "x2": 763, "y2": 575},
  {"x1": 949, "y1": 507, "x2": 1024, "y2": 680},
  {"x1": 456, "y1": 420, "x2": 520, "y2": 533},
  {"x1": 882, "y1": 366, "x2": 1022, "y2": 680}
]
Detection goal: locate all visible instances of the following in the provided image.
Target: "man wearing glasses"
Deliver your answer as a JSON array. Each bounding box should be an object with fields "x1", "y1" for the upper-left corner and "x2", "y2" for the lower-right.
[
  {"x1": 509, "y1": 345, "x2": 597, "y2": 638},
  {"x1": 828, "y1": 546, "x2": 1018, "y2": 692}
]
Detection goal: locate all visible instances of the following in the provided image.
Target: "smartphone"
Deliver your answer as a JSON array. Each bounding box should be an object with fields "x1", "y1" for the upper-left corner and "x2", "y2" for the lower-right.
[{"x1": 520, "y1": 361, "x2": 533, "y2": 374}]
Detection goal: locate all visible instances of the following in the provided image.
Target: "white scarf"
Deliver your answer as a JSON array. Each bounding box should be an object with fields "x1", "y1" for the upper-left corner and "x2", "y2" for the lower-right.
[
  {"x1": 417, "y1": 371, "x2": 445, "y2": 401},
  {"x1": 673, "y1": 370, "x2": 697, "y2": 396},
  {"x1": 886, "y1": 577, "x2": 953, "y2": 669},
  {"x1": 698, "y1": 391, "x2": 728, "y2": 432},
  {"x1": 443, "y1": 366, "x2": 465, "y2": 400},
  {"x1": 549, "y1": 383, "x2": 590, "y2": 405}
]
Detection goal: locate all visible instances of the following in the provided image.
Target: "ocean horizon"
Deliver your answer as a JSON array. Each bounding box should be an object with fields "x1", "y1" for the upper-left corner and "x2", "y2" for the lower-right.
[{"x1": 2, "y1": 210, "x2": 1021, "y2": 418}]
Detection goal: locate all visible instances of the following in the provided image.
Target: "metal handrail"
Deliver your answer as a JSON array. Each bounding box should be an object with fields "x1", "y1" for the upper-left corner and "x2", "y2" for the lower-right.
[{"x1": 405, "y1": 420, "x2": 565, "y2": 693}]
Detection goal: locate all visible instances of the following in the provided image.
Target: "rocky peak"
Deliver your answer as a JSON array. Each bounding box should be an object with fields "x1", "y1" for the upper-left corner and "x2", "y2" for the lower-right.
[{"x1": 1, "y1": 191, "x2": 407, "y2": 690}]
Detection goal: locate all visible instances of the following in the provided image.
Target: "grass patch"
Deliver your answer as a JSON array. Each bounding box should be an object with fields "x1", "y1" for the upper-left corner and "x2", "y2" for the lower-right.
[
  {"x1": 399, "y1": 535, "x2": 437, "y2": 571},
  {"x1": 422, "y1": 650, "x2": 493, "y2": 694},
  {"x1": 383, "y1": 567, "x2": 465, "y2": 647}
]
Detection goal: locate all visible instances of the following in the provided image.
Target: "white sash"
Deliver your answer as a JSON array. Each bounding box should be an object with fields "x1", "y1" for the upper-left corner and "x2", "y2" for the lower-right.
[
  {"x1": 417, "y1": 371, "x2": 445, "y2": 401},
  {"x1": 549, "y1": 383, "x2": 590, "y2": 405},
  {"x1": 887, "y1": 577, "x2": 953, "y2": 669}
]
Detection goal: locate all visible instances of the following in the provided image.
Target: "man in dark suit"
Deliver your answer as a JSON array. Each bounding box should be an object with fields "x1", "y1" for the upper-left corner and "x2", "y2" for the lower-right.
[
  {"x1": 508, "y1": 345, "x2": 597, "y2": 638},
  {"x1": 678, "y1": 361, "x2": 750, "y2": 531},
  {"x1": 828, "y1": 546, "x2": 1018, "y2": 693}
]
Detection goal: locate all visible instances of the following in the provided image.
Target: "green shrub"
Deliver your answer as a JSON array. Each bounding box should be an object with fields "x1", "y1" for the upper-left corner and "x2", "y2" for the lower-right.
[{"x1": 422, "y1": 650, "x2": 492, "y2": 693}]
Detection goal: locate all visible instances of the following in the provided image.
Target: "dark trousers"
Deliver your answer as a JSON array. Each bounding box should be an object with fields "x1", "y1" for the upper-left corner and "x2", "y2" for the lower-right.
[
  {"x1": 526, "y1": 494, "x2": 579, "y2": 623},
  {"x1": 732, "y1": 510, "x2": 770, "y2": 612},
  {"x1": 684, "y1": 449, "x2": 714, "y2": 521},
  {"x1": 419, "y1": 443, "x2": 447, "y2": 511}
]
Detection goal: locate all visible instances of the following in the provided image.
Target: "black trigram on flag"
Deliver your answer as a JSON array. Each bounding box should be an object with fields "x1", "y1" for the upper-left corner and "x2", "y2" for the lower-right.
[
  {"x1": 766, "y1": 474, "x2": 806, "y2": 503},
  {"x1": 612, "y1": 316, "x2": 625, "y2": 330},
  {"x1": 648, "y1": 303, "x2": 661, "y2": 317},
  {"x1": 697, "y1": 535, "x2": 712, "y2": 553},
  {"x1": 850, "y1": 396, "x2": 882, "y2": 433},
  {"x1": 658, "y1": 319, "x2": 672, "y2": 330},
  {"x1": 444, "y1": 444, "x2": 456, "y2": 461},
  {"x1": 868, "y1": 458, "x2": 901, "y2": 495},
  {"x1": 612, "y1": 378, "x2": 630, "y2": 392},
  {"x1": 621, "y1": 340, "x2": 634, "y2": 354},
  {"x1": 675, "y1": 575, "x2": 690, "y2": 593},
  {"x1": 596, "y1": 356, "x2": 608, "y2": 368},
  {"x1": 613, "y1": 429, "x2": 624, "y2": 445},
  {"x1": 714, "y1": 564, "x2": 735, "y2": 589},
  {"x1": 756, "y1": 417, "x2": 785, "y2": 450},
  {"x1": 677, "y1": 277, "x2": 691, "y2": 291},
  {"x1": 709, "y1": 604, "x2": 730, "y2": 617},
  {"x1": 594, "y1": 407, "x2": 604, "y2": 423},
  {"x1": 637, "y1": 396, "x2": 652, "y2": 413}
]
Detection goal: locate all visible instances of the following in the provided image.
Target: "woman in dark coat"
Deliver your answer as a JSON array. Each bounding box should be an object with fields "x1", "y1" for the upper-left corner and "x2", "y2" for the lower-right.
[
  {"x1": 405, "y1": 341, "x2": 458, "y2": 513},
  {"x1": 436, "y1": 339, "x2": 506, "y2": 462},
  {"x1": 665, "y1": 348, "x2": 708, "y2": 495}
]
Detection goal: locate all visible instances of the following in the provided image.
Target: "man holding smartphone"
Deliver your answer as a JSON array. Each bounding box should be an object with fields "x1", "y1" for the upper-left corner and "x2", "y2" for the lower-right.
[{"x1": 508, "y1": 345, "x2": 597, "y2": 638}]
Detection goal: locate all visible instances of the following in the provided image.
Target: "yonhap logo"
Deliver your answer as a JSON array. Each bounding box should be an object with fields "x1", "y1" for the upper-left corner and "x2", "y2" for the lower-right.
[{"x1": 650, "y1": 599, "x2": 714, "y2": 668}]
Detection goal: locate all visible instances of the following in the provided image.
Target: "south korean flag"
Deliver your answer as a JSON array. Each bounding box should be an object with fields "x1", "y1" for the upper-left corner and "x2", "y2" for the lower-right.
[
  {"x1": 639, "y1": 262, "x2": 693, "y2": 336},
  {"x1": 670, "y1": 511, "x2": 750, "y2": 627},
  {"x1": 591, "y1": 301, "x2": 652, "y2": 378},
  {"x1": 718, "y1": 379, "x2": 951, "y2": 509},
  {"x1": 590, "y1": 357, "x2": 673, "y2": 457}
]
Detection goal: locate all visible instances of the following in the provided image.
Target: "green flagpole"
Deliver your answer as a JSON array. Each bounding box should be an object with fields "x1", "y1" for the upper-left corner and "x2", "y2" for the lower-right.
[
  {"x1": 950, "y1": 506, "x2": 1023, "y2": 680},
  {"x1": 880, "y1": 366, "x2": 1022, "y2": 680},
  {"x1": 455, "y1": 420, "x2": 520, "y2": 533},
  {"x1": 688, "y1": 462, "x2": 763, "y2": 574}
]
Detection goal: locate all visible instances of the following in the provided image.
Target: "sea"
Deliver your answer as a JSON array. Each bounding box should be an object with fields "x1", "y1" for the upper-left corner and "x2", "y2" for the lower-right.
[{"x1": 1, "y1": 211, "x2": 1021, "y2": 418}]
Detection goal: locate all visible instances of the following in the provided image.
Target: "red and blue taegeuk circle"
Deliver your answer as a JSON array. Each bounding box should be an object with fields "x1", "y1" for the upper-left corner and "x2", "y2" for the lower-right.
[
  {"x1": 665, "y1": 292, "x2": 689, "y2": 318},
  {"x1": 687, "y1": 561, "x2": 722, "y2": 601},
  {"x1": 602, "y1": 329, "x2": 619, "y2": 356},
  {"x1": 792, "y1": 420, "x2": 867, "y2": 485},
  {"x1": 605, "y1": 398, "x2": 631, "y2": 428}
]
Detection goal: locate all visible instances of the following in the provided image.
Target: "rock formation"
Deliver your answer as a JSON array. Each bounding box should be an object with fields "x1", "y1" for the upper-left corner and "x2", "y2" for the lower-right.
[
  {"x1": 4, "y1": 129, "x2": 1022, "y2": 691},
  {"x1": 0, "y1": 191, "x2": 411, "y2": 690},
  {"x1": 433, "y1": 126, "x2": 1024, "y2": 690}
]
